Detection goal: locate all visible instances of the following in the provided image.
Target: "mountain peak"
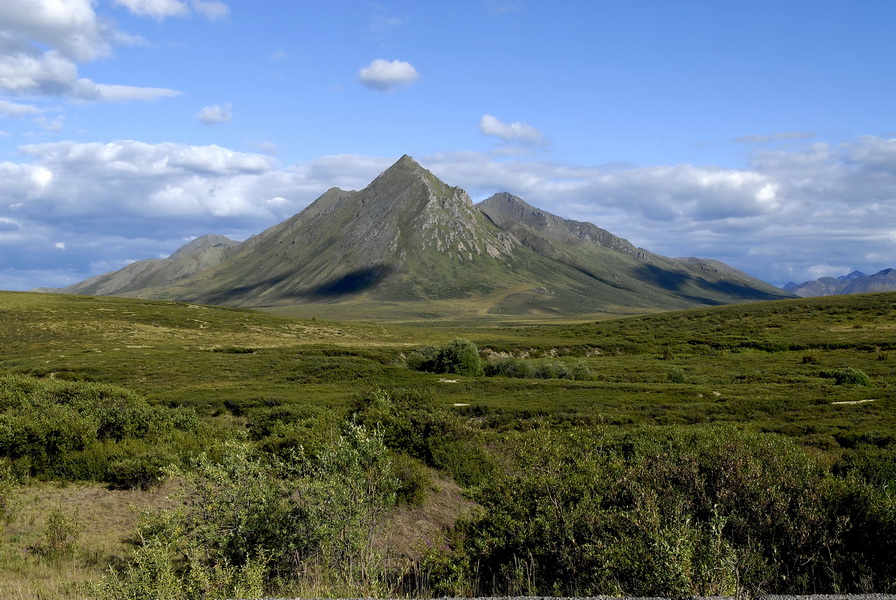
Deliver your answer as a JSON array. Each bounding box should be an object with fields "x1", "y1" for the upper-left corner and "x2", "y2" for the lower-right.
[{"x1": 378, "y1": 154, "x2": 425, "y2": 178}]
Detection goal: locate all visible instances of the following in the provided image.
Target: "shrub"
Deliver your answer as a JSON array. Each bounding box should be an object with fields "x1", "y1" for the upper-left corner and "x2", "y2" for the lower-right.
[
  {"x1": 484, "y1": 357, "x2": 534, "y2": 379},
  {"x1": 351, "y1": 388, "x2": 496, "y2": 487},
  {"x1": 435, "y1": 339, "x2": 483, "y2": 377},
  {"x1": 107, "y1": 428, "x2": 399, "y2": 597},
  {"x1": 408, "y1": 340, "x2": 483, "y2": 377},
  {"x1": 668, "y1": 367, "x2": 687, "y2": 383},
  {"x1": 0, "y1": 375, "x2": 201, "y2": 485},
  {"x1": 415, "y1": 427, "x2": 891, "y2": 596},
  {"x1": 38, "y1": 506, "x2": 82, "y2": 560},
  {"x1": 391, "y1": 452, "x2": 431, "y2": 506},
  {"x1": 571, "y1": 360, "x2": 592, "y2": 381},
  {"x1": 533, "y1": 360, "x2": 569, "y2": 379},
  {"x1": 830, "y1": 366, "x2": 872, "y2": 386}
]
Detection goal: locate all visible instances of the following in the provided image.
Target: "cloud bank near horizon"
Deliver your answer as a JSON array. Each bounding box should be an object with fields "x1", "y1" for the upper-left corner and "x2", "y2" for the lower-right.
[{"x1": 2, "y1": 134, "x2": 894, "y2": 291}]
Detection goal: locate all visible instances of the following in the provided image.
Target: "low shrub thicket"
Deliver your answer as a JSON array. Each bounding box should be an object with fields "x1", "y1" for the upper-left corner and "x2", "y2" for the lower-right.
[
  {"x1": 410, "y1": 341, "x2": 592, "y2": 381},
  {"x1": 352, "y1": 387, "x2": 495, "y2": 488},
  {"x1": 0, "y1": 375, "x2": 201, "y2": 487},
  {"x1": 412, "y1": 426, "x2": 896, "y2": 597},
  {"x1": 97, "y1": 425, "x2": 398, "y2": 599}
]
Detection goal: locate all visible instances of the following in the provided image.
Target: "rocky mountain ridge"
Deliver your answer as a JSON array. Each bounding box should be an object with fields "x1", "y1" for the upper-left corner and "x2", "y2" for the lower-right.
[{"x1": 45, "y1": 155, "x2": 792, "y2": 316}]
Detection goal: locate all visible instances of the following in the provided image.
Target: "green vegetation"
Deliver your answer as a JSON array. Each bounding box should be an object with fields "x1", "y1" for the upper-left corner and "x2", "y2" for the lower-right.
[{"x1": 0, "y1": 290, "x2": 894, "y2": 597}]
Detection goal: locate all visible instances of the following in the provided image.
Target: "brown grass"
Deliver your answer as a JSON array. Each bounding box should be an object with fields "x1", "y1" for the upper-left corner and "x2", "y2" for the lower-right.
[{"x1": 0, "y1": 480, "x2": 177, "y2": 600}]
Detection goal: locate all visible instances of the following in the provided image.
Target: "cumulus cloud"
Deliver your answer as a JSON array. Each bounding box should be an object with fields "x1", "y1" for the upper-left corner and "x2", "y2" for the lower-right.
[
  {"x1": 425, "y1": 136, "x2": 896, "y2": 285},
  {"x1": 191, "y1": 0, "x2": 230, "y2": 20},
  {"x1": 34, "y1": 115, "x2": 64, "y2": 132},
  {"x1": 0, "y1": 0, "x2": 220, "y2": 106},
  {"x1": 4, "y1": 136, "x2": 896, "y2": 291},
  {"x1": 0, "y1": 0, "x2": 114, "y2": 62},
  {"x1": 197, "y1": 103, "x2": 233, "y2": 124},
  {"x1": 1, "y1": 142, "x2": 391, "y2": 289},
  {"x1": 358, "y1": 59, "x2": 420, "y2": 92},
  {"x1": 0, "y1": 47, "x2": 181, "y2": 101},
  {"x1": 479, "y1": 114, "x2": 547, "y2": 145}
]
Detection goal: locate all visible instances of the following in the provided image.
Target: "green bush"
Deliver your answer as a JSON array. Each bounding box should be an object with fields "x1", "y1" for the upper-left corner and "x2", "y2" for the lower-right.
[
  {"x1": 0, "y1": 375, "x2": 200, "y2": 484},
  {"x1": 484, "y1": 357, "x2": 535, "y2": 378},
  {"x1": 827, "y1": 366, "x2": 872, "y2": 386},
  {"x1": 408, "y1": 339, "x2": 483, "y2": 376},
  {"x1": 37, "y1": 506, "x2": 82, "y2": 560},
  {"x1": 533, "y1": 360, "x2": 569, "y2": 379},
  {"x1": 415, "y1": 426, "x2": 896, "y2": 596},
  {"x1": 106, "y1": 427, "x2": 399, "y2": 598},
  {"x1": 436, "y1": 339, "x2": 483, "y2": 376},
  {"x1": 351, "y1": 388, "x2": 495, "y2": 487},
  {"x1": 667, "y1": 367, "x2": 687, "y2": 383},
  {"x1": 391, "y1": 452, "x2": 431, "y2": 506},
  {"x1": 571, "y1": 360, "x2": 592, "y2": 381}
]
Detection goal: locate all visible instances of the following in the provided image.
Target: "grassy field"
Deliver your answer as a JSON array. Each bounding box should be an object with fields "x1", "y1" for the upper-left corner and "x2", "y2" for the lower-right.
[
  {"x1": 0, "y1": 290, "x2": 894, "y2": 598},
  {"x1": 2, "y1": 290, "x2": 892, "y2": 447}
]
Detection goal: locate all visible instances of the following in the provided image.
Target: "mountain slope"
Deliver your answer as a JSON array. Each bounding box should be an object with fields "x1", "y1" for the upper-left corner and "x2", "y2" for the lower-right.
[
  {"x1": 54, "y1": 234, "x2": 240, "y2": 297},
  {"x1": 49, "y1": 155, "x2": 792, "y2": 316},
  {"x1": 783, "y1": 269, "x2": 896, "y2": 297},
  {"x1": 477, "y1": 193, "x2": 787, "y2": 313}
]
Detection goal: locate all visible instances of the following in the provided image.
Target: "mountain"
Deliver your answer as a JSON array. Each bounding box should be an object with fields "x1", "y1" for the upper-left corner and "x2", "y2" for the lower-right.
[
  {"x1": 54, "y1": 234, "x2": 240, "y2": 297},
  {"x1": 46, "y1": 155, "x2": 792, "y2": 316},
  {"x1": 782, "y1": 269, "x2": 896, "y2": 297}
]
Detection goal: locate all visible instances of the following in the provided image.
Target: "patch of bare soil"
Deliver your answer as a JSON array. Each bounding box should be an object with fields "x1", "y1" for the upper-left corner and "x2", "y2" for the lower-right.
[{"x1": 377, "y1": 474, "x2": 476, "y2": 565}]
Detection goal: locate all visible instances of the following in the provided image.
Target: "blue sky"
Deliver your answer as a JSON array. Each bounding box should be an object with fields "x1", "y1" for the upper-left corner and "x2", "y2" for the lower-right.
[{"x1": 2, "y1": 0, "x2": 895, "y2": 292}]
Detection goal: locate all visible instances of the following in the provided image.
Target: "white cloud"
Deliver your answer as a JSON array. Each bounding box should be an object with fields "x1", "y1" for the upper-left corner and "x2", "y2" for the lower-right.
[
  {"x1": 0, "y1": 3, "x2": 182, "y2": 104},
  {"x1": 86, "y1": 82, "x2": 181, "y2": 102},
  {"x1": 250, "y1": 140, "x2": 279, "y2": 155},
  {"x1": 0, "y1": 47, "x2": 181, "y2": 101},
  {"x1": 358, "y1": 59, "x2": 420, "y2": 92},
  {"x1": 424, "y1": 136, "x2": 896, "y2": 285},
  {"x1": 479, "y1": 114, "x2": 547, "y2": 145},
  {"x1": 0, "y1": 0, "x2": 113, "y2": 62},
  {"x1": 0, "y1": 99, "x2": 40, "y2": 117},
  {"x1": 197, "y1": 103, "x2": 232, "y2": 124}
]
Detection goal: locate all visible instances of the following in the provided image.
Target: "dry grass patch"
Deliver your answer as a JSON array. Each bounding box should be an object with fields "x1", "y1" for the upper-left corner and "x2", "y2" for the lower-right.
[{"x1": 0, "y1": 480, "x2": 178, "y2": 600}]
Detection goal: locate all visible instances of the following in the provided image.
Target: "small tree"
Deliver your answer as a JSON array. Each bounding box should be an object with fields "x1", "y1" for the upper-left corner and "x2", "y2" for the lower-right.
[{"x1": 435, "y1": 339, "x2": 483, "y2": 377}]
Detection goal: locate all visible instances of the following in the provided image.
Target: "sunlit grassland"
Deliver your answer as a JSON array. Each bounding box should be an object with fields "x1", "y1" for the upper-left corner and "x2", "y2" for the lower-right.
[{"x1": 1, "y1": 290, "x2": 894, "y2": 448}]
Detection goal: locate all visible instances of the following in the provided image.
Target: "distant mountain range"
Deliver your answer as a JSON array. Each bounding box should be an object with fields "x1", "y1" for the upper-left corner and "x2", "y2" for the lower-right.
[
  {"x1": 782, "y1": 269, "x2": 896, "y2": 297},
  {"x1": 41, "y1": 155, "x2": 792, "y2": 316}
]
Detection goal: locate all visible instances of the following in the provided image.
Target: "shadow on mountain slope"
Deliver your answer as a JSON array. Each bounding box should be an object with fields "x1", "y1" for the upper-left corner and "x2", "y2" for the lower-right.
[{"x1": 303, "y1": 264, "x2": 394, "y2": 299}]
